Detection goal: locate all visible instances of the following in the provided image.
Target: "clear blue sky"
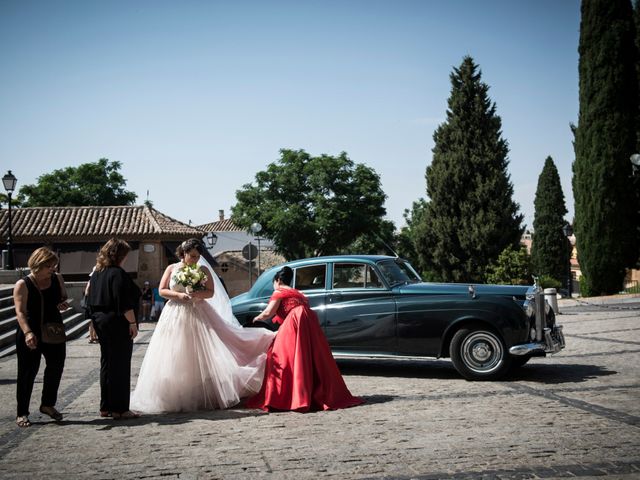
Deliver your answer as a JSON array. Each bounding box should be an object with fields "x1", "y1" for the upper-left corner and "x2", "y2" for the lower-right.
[{"x1": 1, "y1": 0, "x2": 580, "y2": 231}]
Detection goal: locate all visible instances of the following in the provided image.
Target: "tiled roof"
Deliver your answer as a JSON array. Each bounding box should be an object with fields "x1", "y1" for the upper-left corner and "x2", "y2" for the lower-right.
[
  {"x1": 198, "y1": 218, "x2": 245, "y2": 233},
  {"x1": 0, "y1": 205, "x2": 204, "y2": 242}
]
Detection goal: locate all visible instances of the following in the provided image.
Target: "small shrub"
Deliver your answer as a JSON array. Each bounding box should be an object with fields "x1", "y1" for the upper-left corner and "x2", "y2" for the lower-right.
[
  {"x1": 485, "y1": 246, "x2": 532, "y2": 285},
  {"x1": 536, "y1": 275, "x2": 562, "y2": 290}
]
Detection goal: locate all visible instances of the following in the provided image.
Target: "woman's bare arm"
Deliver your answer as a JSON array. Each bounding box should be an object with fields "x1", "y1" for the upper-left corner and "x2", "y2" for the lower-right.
[
  {"x1": 158, "y1": 264, "x2": 191, "y2": 301},
  {"x1": 253, "y1": 299, "x2": 281, "y2": 322}
]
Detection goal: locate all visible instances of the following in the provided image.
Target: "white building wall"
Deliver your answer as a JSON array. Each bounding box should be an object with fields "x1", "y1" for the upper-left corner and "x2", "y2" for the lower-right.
[{"x1": 207, "y1": 231, "x2": 274, "y2": 256}]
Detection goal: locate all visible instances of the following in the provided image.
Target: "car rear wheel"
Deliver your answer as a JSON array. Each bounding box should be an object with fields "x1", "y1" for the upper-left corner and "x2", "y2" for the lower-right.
[{"x1": 450, "y1": 325, "x2": 511, "y2": 381}]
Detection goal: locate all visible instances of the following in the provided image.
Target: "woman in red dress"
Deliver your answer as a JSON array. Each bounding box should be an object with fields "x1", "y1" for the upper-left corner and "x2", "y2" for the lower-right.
[{"x1": 245, "y1": 266, "x2": 363, "y2": 412}]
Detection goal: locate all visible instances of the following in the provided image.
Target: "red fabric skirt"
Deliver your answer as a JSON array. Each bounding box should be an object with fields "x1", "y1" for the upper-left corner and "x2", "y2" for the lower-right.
[{"x1": 245, "y1": 306, "x2": 363, "y2": 412}]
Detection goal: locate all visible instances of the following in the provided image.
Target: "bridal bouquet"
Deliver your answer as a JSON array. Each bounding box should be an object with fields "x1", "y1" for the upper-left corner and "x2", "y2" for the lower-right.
[{"x1": 173, "y1": 264, "x2": 208, "y2": 293}]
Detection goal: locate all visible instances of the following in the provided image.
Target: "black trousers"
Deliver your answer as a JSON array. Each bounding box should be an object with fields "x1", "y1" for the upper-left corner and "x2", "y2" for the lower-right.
[
  {"x1": 16, "y1": 331, "x2": 66, "y2": 417},
  {"x1": 92, "y1": 312, "x2": 133, "y2": 414}
]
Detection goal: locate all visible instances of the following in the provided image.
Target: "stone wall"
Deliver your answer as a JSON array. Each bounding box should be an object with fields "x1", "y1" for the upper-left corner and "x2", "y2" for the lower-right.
[
  {"x1": 0, "y1": 269, "x2": 27, "y2": 285},
  {"x1": 136, "y1": 241, "x2": 166, "y2": 288}
]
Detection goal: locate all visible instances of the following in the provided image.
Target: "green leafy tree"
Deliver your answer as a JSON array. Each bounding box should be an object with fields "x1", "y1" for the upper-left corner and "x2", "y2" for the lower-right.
[
  {"x1": 485, "y1": 245, "x2": 532, "y2": 286},
  {"x1": 531, "y1": 156, "x2": 569, "y2": 283},
  {"x1": 17, "y1": 159, "x2": 137, "y2": 207},
  {"x1": 342, "y1": 219, "x2": 397, "y2": 256},
  {"x1": 415, "y1": 56, "x2": 523, "y2": 283},
  {"x1": 0, "y1": 193, "x2": 24, "y2": 208},
  {"x1": 397, "y1": 199, "x2": 426, "y2": 263},
  {"x1": 232, "y1": 149, "x2": 388, "y2": 260},
  {"x1": 572, "y1": 0, "x2": 640, "y2": 296},
  {"x1": 396, "y1": 198, "x2": 438, "y2": 279}
]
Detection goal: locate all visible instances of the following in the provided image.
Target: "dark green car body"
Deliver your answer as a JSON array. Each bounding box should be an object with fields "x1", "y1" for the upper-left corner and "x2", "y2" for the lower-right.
[{"x1": 231, "y1": 255, "x2": 564, "y2": 380}]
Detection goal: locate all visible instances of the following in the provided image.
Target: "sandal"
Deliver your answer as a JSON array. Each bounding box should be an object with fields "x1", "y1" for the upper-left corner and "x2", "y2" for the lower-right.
[
  {"x1": 112, "y1": 410, "x2": 140, "y2": 420},
  {"x1": 16, "y1": 415, "x2": 31, "y2": 428},
  {"x1": 100, "y1": 410, "x2": 112, "y2": 418},
  {"x1": 39, "y1": 405, "x2": 63, "y2": 422}
]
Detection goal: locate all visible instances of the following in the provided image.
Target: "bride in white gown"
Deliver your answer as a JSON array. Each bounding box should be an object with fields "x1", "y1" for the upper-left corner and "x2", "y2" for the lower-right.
[{"x1": 130, "y1": 239, "x2": 275, "y2": 413}]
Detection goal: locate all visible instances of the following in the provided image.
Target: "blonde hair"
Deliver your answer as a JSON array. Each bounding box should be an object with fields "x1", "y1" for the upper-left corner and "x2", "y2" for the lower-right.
[
  {"x1": 28, "y1": 247, "x2": 59, "y2": 274},
  {"x1": 95, "y1": 238, "x2": 131, "y2": 271}
]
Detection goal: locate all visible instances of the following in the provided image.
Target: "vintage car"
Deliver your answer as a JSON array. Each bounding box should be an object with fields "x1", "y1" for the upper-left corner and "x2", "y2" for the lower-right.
[{"x1": 230, "y1": 255, "x2": 565, "y2": 380}]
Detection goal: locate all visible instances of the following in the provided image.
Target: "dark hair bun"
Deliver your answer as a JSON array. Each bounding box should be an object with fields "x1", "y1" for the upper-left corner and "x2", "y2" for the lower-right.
[
  {"x1": 176, "y1": 238, "x2": 204, "y2": 258},
  {"x1": 275, "y1": 266, "x2": 294, "y2": 286}
]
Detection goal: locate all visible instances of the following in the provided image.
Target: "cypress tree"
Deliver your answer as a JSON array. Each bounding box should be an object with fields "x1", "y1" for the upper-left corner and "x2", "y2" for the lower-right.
[
  {"x1": 573, "y1": 0, "x2": 639, "y2": 296},
  {"x1": 531, "y1": 156, "x2": 569, "y2": 283},
  {"x1": 634, "y1": 0, "x2": 640, "y2": 269},
  {"x1": 416, "y1": 56, "x2": 523, "y2": 283},
  {"x1": 635, "y1": 1, "x2": 640, "y2": 165},
  {"x1": 635, "y1": 1, "x2": 640, "y2": 137}
]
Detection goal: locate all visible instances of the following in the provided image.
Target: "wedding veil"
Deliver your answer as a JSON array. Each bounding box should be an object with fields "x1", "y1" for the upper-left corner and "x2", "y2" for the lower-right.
[{"x1": 198, "y1": 255, "x2": 246, "y2": 330}]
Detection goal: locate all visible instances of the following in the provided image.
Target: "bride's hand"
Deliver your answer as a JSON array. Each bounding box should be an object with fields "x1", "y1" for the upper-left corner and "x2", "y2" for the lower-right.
[{"x1": 179, "y1": 292, "x2": 191, "y2": 301}]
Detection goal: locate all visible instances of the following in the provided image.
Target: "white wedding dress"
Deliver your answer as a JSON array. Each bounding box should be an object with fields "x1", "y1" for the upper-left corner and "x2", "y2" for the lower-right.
[{"x1": 130, "y1": 260, "x2": 275, "y2": 412}]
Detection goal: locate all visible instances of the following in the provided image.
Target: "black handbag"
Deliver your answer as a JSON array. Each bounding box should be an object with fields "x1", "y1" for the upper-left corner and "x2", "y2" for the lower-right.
[
  {"x1": 80, "y1": 292, "x2": 92, "y2": 320},
  {"x1": 32, "y1": 275, "x2": 67, "y2": 345},
  {"x1": 41, "y1": 322, "x2": 67, "y2": 344}
]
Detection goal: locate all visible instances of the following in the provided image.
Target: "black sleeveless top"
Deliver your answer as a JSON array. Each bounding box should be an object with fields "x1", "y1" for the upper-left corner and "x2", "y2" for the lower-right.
[
  {"x1": 87, "y1": 266, "x2": 140, "y2": 317},
  {"x1": 21, "y1": 274, "x2": 64, "y2": 337}
]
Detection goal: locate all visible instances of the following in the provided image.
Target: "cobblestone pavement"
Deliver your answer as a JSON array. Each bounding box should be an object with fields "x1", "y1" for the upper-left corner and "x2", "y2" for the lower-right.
[{"x1": 0, "y1": 300, "x2": 638, "y2": 479}]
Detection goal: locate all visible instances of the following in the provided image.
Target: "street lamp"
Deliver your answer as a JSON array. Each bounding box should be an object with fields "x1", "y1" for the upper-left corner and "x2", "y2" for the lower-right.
[
  {"x1": 250, "y1": 222, "x2": 263, "y2": 275},
  {"x1": 205, "y1": 231, "x2": 217, "y2": 248},
  {"x1": 2, "y1": 171, "x2": 17, "y2": 270},
  {"x1": 562, "y1": 223, "x2": 574, "y2": 298}
]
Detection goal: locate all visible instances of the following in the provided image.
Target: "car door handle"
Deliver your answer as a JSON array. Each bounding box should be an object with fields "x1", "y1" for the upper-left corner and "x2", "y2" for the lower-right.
[{"x1": 327, "y1": 293, "x2": 343, "y2": 303}]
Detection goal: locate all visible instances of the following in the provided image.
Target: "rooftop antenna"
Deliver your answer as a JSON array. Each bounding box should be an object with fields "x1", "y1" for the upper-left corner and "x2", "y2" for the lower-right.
[
  {"x1": 374, "y1": 232, "x2": 399, "y2": 257},
  {"x1": 143, "y1": 190, "x2": 154, "y2": 208}
]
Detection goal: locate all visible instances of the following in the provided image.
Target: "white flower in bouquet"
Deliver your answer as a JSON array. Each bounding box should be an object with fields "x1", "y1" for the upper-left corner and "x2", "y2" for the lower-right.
[{"x1": 173, "y1": 264, "x2": 208, "y2": 293}]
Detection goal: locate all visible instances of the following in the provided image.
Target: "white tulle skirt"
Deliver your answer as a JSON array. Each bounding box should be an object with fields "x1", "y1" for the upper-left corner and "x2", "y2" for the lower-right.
[{"x1": 130, "y1": 299, "x2": 275, "y2": 413}]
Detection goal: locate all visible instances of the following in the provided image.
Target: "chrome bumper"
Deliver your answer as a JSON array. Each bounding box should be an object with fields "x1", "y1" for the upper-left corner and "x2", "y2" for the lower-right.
[{"x1": 509, "y1": 326, "x2": 565, "y2": 356}]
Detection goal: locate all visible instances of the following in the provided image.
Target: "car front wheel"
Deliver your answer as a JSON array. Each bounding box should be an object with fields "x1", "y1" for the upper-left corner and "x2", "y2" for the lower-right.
[{"x1": 450, "y1": 325, "x2": 511, "y2": 381}]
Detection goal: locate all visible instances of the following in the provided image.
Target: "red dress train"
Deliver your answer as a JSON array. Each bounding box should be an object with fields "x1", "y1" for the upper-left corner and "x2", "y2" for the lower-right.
[{"x1": 245, "y1": 288, "x2": 364, "y2": 412}]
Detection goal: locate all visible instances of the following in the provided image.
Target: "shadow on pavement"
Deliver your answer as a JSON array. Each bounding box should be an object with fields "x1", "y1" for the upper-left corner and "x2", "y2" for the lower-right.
[
  {"x1": 57, "y1": 408, "x2": 266, "y2": 429},
  {"x1": 336, "y1": 358, "x2": 459, "y2": 380},
  {"x1": 506, "y1": 362, "x2": 617, "y2": 384},
  {"x1": 336, "y1": 358, "x2": 617, "y2": 385},
  {"x1": 358, "y1": 394, "x2": 395, "y2": 405}
]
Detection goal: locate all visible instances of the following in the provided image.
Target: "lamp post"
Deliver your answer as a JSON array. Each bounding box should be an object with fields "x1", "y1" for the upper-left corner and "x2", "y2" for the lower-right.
[
  {"x1": 250, "y1": 222, "x2": 262, "y2": 275},
  {"x1": 562, "y1": 223, "x2": 573, "y2": 298},
  {"x1": 2, "y1": 171, "x2": 17, "y2": 270},
  {"x1": 205, "y1": 231, "x2": 217, "y2": 249}
]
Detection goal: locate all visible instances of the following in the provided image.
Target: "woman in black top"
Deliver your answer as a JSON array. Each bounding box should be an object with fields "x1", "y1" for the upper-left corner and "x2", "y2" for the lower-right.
[
  {"x1": 87, "y1": 238, "x2": 141, "y2": 419},
  {"x1": 13, "y1": 247, "x2": 69, "y2": 427}
]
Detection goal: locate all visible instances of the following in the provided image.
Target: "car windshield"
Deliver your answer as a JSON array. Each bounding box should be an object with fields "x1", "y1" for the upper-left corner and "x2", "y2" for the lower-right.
[{"x1": 376, "y1": 259, "x2": 422, "y2": 287}]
